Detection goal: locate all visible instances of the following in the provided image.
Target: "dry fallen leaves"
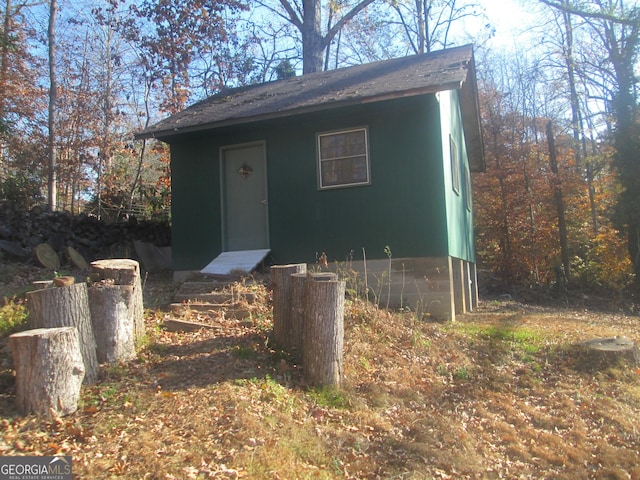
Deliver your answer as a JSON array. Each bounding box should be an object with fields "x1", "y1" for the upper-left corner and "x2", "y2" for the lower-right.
[{"x1": 0, "y1": 271, "x2": 639, "y2": 479}]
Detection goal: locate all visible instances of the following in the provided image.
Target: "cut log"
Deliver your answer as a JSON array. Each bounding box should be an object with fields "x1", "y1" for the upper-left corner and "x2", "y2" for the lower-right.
[
  {"x1": 53, "y1": 276, "x2": 75, "y2": 287},
  {"x1": 575, "y1": 337, "x2": 640, "y2": 370},
  {"x1": 9, "y1": 327, "x2": 85, "y2": 417},
  {"x1": 271, "y1": 263, "x2": 307, "y2": 350},
  {"x1": 66, "y1": 246, "x2": 89, "y2": 271},
  {"x1": 289, "y1": 272, "x2": 308, "y2": 354},
  {"x1": 90, "y1": 259, "x2": 145, "y2": 347},
  {"x1": 32, "y1": 280, "x2": 53, "y2": 289},
  {"x1": 26, "y1": 283, "x2": 98, "y2": 384},
  {"x1": 303, "y1": 278, "x2": 345, "y2": 388},
  {"x1": 88, "y1": 284, "x2": 136, "y2": 364},
  {"x1": 34, "y1": 243, "x2": 60, "y2": 269}
]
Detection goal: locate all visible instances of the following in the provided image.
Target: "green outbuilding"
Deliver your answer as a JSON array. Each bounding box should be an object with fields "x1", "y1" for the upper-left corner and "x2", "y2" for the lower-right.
[{"x1": 137, "y1": 44, "x2": 485, "y2": 320}]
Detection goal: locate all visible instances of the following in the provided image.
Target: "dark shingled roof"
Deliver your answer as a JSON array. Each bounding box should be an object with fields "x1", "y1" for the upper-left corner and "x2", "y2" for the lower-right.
[{"x1": 137, "y1": 44, "x2": 484, "y2": 171}]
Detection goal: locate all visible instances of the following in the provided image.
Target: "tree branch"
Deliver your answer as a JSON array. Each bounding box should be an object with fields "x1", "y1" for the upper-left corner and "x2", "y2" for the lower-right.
[
  {"x1": 538, "y1": 0, "x2": 640, "y2": 27},
  {"x1": 325, "y1": 0, "x2": 377, "y2": 47},
  {"x1": 278, "y1": 0, "x2": 303, "y2": 30}
]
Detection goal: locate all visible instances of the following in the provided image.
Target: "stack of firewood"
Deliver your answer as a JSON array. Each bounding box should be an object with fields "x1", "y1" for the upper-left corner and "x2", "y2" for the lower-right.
[{"x1": 0, "y1": 201, "x2": 170, "y2": 264}]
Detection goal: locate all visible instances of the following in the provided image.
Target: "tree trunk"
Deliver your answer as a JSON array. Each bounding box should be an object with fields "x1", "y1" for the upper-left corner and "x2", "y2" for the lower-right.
[
  {"x1": 88, "y1": 284, "x2": 136, "y2": 364},
  {"x1": 561, "y1": 4, "x2": 599, "y2": 236},
  {"x1": 0, "y1": 0, "x2": 11, "y2": 130},
  {"x1": 547, "y1": 121, "x2": 571, "y2": 281},
  {"x1": 90, "y1": 259, "x2": 145, "y2": 347},
  {"x1": 301, "y1": 0, "x2": 324, "y2": 73},
  {"x1": 271, "y1": 263, "x2": 307, "y2": 350},
  {"x1": 26, "y1": 283, "x2": 98, "y2": 384},
  {"x1": 303, "y1": 278, "x2": 345, "y2": 387},
  {"x1": 47, "y1": 0, "x2": 58, "y2": 211},
  {"x1": 9, "y1": 327, "x2": 85, "y2": 416}
]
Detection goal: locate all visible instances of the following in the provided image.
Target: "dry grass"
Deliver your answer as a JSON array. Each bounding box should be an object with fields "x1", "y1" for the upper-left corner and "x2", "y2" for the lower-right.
[{"x1": 1, "y1": 269, "x2": 639, "y2": 479}]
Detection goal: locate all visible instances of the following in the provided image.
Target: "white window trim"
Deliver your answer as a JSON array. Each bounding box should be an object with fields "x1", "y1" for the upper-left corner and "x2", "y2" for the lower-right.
[
  {"x1": 465, "y1": 164, "x2": 473, "y2": 212},
  {"x1": 317, "y1": 127, "x2": 371, "y2": 190},
  {"x1": 450, "y1": 134, "x2": 460, "y2": 195}
]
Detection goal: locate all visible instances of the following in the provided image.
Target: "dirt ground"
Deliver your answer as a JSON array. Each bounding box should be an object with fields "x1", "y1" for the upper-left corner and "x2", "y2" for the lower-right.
[{"x1": 0, "y1": 263, "x2": 639, "y2": 479}]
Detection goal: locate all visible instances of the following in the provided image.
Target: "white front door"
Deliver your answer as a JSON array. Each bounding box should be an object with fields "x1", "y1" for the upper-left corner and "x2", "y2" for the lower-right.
[{"x1": 222, "y1": 143, "x2": 269, "y2": 251}]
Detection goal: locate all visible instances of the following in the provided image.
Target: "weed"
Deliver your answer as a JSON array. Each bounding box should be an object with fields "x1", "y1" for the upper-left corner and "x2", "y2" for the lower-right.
[
  {"x1": 252, "y1": 312, "x2": 272, "y2": 332},
  {"x1": 308, "y1": 386, "x2": 352, "y2": 409},
  {"x1": 0, "y1": 297, "x2": 28, "y2": 338},
  {"x1": 233, "y1": 345, "x2": 257, "y2": 360},
  {"x1": 330, "y1": 458, "x2": 344, "y2": 476},
  {"x1": 104, "y1": 363, "x2": 129, "y2": 379},
  {"x1": 100, "y1": 385, "x2": 119, "y2": 403},
  {"x1": 453, "y1": 366, "x2": 471, "y2": 381},
  {"x1": 383, "y1": 246, "x2": 392, "y2": 309},
  {"x1": 412, "y1": 329, "x2": 431, "y2": 349},
  {"x1": 81, "y1": 384, "x2": 120, "y2": 408},
  {"x1": 359, "y1": 356, "x2": 372, "y2": 371},
  {"x1": 250, "y1": 375, "x2": 289, "y2": 404},
  {"x1": 437, "y1": 364, "x2": 450, "y2": 377}
]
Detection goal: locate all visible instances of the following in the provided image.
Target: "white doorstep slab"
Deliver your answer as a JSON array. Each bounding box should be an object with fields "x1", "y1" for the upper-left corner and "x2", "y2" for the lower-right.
[{"x1": 200, "y1": 249, "x2": 270, "y2": 275}]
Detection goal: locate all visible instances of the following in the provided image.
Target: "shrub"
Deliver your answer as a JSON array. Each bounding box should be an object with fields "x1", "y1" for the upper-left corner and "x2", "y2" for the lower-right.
[{"x1": 0, "y1": 297, "x2": 28, "y2": 338}]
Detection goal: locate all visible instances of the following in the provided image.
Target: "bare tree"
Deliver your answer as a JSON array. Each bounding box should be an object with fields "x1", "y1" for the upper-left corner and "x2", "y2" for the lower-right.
[
  {"x1": 257, "y1": 0, "x2": 378, "y2": 73},
  {"x1": 47, "y1": 0, "x2": 57, "y2": 211},
  {"x1": 0, "y1": 0, "x2": 41, "y2": 169},
  {"x1": 539, "y1": 0, "x2": 640, "y2": 284},
  {"x1": 387, "y1": 0, "x2": 484, "y2": 54}
]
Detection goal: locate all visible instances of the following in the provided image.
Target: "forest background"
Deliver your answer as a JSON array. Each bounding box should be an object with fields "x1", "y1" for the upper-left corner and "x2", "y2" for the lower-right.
[{"x1": 1, "y1": 0, "x2": 639, "y2": 297}]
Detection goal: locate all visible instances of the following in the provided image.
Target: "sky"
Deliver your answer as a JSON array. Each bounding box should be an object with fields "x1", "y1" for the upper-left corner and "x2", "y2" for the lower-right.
[{"x1": 471, "y1": 0, "x2": 541, "y2": 51}]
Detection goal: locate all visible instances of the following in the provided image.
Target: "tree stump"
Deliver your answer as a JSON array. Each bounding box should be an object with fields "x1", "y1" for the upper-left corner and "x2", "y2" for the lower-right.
[
  {"x1": 307, "y1": 272, "x2": 338, "y2": 282},
  {"x1": 575, "y1": 337, "x2": 640, "y2": 370},
  {"x1": 26, "y1": 283, "x2": 98, "y2": 384},
  {"x1": 9, "y1": 327, "x2": 85, "y2": 417},
  {"x1": 303, "y1": 278, "x2": 345, "y2": 388},
  {"x1": 271, "y1": 263, "x2": 307, "y2": 350},
  {"x1": 88, "y1": 284, "x2": 136, "y2": 364},
  {"x1": 289, "y1": 272, "x2": 309, "y2": 354},
  {"x1": 90, "y1": 259, "x2": 145, "y2": 347}
]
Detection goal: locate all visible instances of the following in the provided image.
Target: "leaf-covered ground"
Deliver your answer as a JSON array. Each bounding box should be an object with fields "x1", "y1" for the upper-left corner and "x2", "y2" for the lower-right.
[{"x1": 1, "y1": 267, "x2": 639, "y2": 479}]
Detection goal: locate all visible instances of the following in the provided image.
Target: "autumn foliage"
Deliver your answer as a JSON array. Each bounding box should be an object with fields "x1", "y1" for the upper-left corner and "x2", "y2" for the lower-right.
[{"x1": 473, "y1": 84, "x2": 633, "y2": 293}]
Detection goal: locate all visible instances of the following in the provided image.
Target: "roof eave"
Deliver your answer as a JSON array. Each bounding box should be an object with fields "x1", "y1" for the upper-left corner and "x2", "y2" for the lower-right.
[{"x1": 459, "y1": 54, "x2": 485, "y2": 173}]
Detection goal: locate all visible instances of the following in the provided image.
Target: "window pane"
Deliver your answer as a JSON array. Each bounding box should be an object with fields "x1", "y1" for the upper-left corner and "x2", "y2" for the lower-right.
[
  {"x1": 318, "y1": 128, "x2": 369, "y2": 188},
  {"x1": 450, "y1": 136, "x2": 460, "y2": 194},
  {"x1": 321, "y1": 156, "x2": 368, "y2": 187},
  {"x1": 320, "y1": 130, "x2": 366, "y2": 159}
]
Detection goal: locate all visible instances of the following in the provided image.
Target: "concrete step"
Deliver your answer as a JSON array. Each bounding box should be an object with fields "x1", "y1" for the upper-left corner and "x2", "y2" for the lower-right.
[
  {"x1": 179, "y1": 281, "x2": 236, "y2": 293},
  {"x1": 169, "y1": 302, "x2": 251, "y2": 319},
  {"x1": 173, "y1": 291, "x2": 257, "y2": 304}
]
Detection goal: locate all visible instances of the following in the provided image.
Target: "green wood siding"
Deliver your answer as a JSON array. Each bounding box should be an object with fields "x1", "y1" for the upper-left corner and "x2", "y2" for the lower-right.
[
  {"x1": 170, "y1": 95, "x2": 456, "y2": 271},
  {"x1": 170, "y1": 141, "x2": 222, "y2": 271},
  {"x1": 440, "y1": 90, "x2": 476, "y2": 263}
]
